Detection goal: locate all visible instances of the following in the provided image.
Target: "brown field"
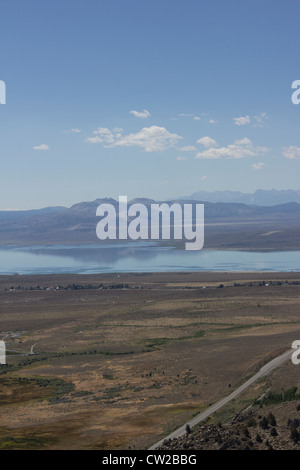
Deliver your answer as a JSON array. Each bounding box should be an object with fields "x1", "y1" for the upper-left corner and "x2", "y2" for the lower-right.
[{"x1": 0, "y1": 272, "x2": 300, "y2": 450}]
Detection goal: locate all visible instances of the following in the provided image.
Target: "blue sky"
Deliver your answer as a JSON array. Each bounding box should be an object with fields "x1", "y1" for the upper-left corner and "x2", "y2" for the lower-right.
[{"x1": 1, "y1": 0, "x2": 300, "y2": 209}]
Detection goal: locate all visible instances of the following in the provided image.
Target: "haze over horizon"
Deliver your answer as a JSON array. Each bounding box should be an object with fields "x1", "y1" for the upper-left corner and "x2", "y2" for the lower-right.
[
  {"x1": 1, "y1": 0, "x2": 300, "y2": 209},
  {"x1": 1, "y1": 188, "x2": 300, "y2": 212}
]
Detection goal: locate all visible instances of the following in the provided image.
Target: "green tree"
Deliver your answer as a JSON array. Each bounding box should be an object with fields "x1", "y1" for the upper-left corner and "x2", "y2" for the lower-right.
[
  {"x1": 270, "y1": 427, "x2": 278, "y2": 437},
  {"x1": 185, "y1": 424, "x2": 191, "y2": 434},
  {"x1": 291, "y1": 426, "x2": 300, "y2": 443},
  {"x1": 260, "y1": 416, "x2": 269, "y2": 430},
  {"x1": 268, "y1": 412, "x2": 276, "y2": 427}
]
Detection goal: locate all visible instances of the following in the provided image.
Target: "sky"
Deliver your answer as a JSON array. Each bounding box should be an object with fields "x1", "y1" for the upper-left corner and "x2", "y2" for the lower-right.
[{"x1": 1, "y1": 0, "x2": 300, "y2": 209}]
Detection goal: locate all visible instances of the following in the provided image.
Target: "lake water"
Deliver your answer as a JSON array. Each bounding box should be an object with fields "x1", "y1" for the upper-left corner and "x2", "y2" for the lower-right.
[{"x1": 0, "y1": 243, "x2": 299, "y2": 274}]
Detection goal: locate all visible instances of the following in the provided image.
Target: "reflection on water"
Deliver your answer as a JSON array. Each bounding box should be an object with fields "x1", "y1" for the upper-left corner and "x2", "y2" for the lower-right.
[
  {"x1": 17, "y1": 243, "x2": 163, "y2": 263},
  {"x1": 0, "y1": 243, "x2": 299, "y2": 274}
]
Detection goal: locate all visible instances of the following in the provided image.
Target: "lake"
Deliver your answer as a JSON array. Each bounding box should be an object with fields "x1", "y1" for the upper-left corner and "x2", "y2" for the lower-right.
[{"x1": 0, "y1": 243, "x2": 299, "y2": 274}]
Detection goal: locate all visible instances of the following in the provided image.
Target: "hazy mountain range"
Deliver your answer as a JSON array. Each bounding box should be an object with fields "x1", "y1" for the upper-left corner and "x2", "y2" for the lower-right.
[
  {"x1": 1, "y1": 195, "x2": 300, "y2": 250},
  {"x1": 181, "y1": 189, "x2": 300, "y2": 205}
]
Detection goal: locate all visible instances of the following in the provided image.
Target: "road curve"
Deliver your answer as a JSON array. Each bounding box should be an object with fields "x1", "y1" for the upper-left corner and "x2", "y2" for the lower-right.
[{"x1": 149, "y1": 348, "x2": 293, "y2": 450}]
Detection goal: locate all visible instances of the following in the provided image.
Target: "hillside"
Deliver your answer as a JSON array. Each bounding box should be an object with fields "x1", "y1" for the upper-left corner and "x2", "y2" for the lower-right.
[{"x1": 158, "y1": 396, "x2": 300, "y2": 450}]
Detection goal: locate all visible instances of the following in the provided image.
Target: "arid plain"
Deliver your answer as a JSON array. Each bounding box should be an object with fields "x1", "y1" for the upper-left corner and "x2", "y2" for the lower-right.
[{"x1": 0, "y1": 272, "x2": 300, "y2": 449}]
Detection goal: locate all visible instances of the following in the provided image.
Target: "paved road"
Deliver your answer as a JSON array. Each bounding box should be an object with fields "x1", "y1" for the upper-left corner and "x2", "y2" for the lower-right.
[{"x1": 149, "y1": 348, "x2": 293, "y2": 450}]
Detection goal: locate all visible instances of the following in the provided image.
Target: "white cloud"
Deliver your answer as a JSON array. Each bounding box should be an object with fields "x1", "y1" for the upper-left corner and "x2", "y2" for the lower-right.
[
  {"x1": 282, "y1": 146, "x2": 300, "y2": 159},
  {"x1": 86, "y1": 125, "x2": 183, "y2": 152},
  {"x1": 180, "y1": 145, "x2": 197, "y2": 152},
  {"x1": 85, "y1": 135, "x2": 104, "y2": 144},
  {"x1": 33, "y1": 144, "x2": 49, "y2": 150},
  {"x1": 196, "y1": 137, "x2": 269, "y2": 160},
  {"x1": 178, "y1": 113, "x2": 200, "y2": 121},
  {"x1": 111, "y1": 126, "x2": 183, "y2": 152},
  {"x1": 93, "y1": 127, "x2": 113, "y2": 135},
  {"x1": 64, "y1": 128, "x2": 81, "y2": 133},
  {"x1": 129, "y1": 109, "x2": 151, "y2": 119},
  {"x1": 177, "y1": 156, "x2": 187, "y2": 161},
  {"x1": 253, "y1": 112, "x2": 268, "y2": 127},
  {"x1": 233, "y1": 115, "x2": 251, "y2": 126},
  {"x1": 201, "y1": 175, "x2": 207, "y2": 180},
  {"x1": 251, "y1": 162, "x2": 265, "y2": 170},
  {"x1": 196, "y1": 136, "x2": 218, "y2": 148},
  {"x1": 86, "y1": 127, "x2": 115, "y2": 144},
  {"x1": 208, "y1": 119, "x2": 218, "y2": 124},
  {"x1": 232, "y1": 112, "x2": 268, "y2": 128}
]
